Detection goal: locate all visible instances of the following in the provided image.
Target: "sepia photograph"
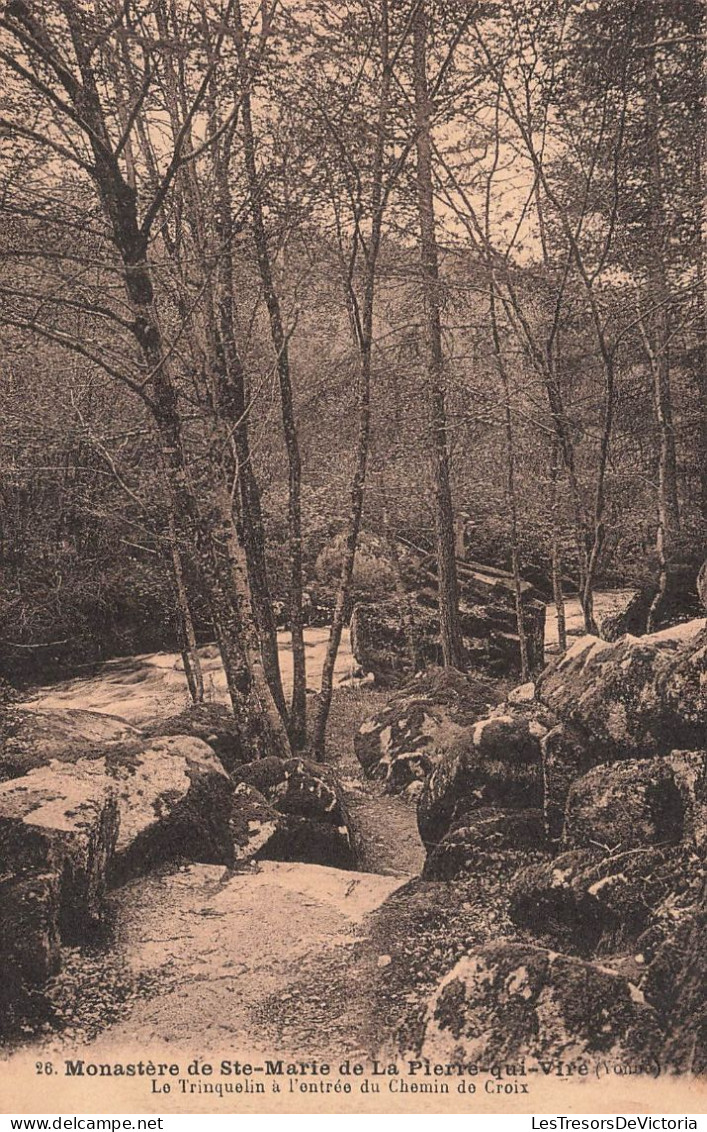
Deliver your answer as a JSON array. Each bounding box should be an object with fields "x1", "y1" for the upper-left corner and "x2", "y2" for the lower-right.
[{"x1": 0, "y1": 0, "x2": 705, "y2": 1116}]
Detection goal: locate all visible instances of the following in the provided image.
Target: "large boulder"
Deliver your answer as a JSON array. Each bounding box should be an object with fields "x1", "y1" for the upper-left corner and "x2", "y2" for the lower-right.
[
  {"x1": 234, "y1": 756, "x2": 359, "y2": 869},
  {"x1": 562, "y1": 757, "x2": 688, "y2": 852},
  {"x1": 0, "y1": 764, "x2": 119, "y2": 942},
  {"x1": 508, "y1": 844, "x2": 701, "y2": 959},
  {"x1": 0, "y1": 707, "x2": 139, "y2": 782},
  {"x1": 355, "y1": 667, "x2": 502, "y2": 793},
  {"x1": 417, "y1": 707, "x2": 552, "y2": 851},
  {"x1": 420, "y1": 940, "x2": 662, "y2": 1065},
  {"x1": 98, "y1": 736, "x2": 236, "y2": 882},
  {"x1": 536, "y1": 622, "x2": 706, "y2": 838},
  {"x1": 537, "y1": 621, "x2": 706, "y2": 758},
  {"x1": 422, "y1": 808, "x2": 547, "y2": 881},
  {"x1": 141, "y1": 703, "x2": 245, "y2": 776},
  {"x1": 0, "y1": 736, "x2": 238, "y2": 903}
]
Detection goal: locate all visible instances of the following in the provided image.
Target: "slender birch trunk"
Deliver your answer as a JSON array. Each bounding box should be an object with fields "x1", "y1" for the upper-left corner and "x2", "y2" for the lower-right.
[
  {"x1": 233, "y1": 2, "x2": 307, "y2": 747},
  {"x1": 489, "y1": 278, "x2": 529, "y2": 679},
  {"x1": 310, "y1": 0, "x2": 393, "y2": 758},
  {"x1": 167, "y1": 511, "x2": 204, "y2": 704},
  {"x1": 549, "y1": 441, "x2": 568, "y2": 653}
]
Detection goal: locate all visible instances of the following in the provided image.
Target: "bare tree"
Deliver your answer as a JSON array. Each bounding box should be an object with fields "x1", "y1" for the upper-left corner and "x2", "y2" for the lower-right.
[{"x1": 411, "y1": 0, "x2": 464, "y2": 669}]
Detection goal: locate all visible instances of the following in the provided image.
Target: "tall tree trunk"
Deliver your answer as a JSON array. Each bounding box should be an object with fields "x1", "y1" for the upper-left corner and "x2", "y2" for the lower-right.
[
  {"x1": 311, "y1": 0, "x2": 393, "y2": 758},
  {"x1": 549, "y1": 440, "x2": 568, "y2": 653},
  {"x1": 234, "y1": 10, "x2": 307, "y2": 748},
  {"x1": 643, "y1": 29, "x2": 681, "y2": 629},
  {"x1": 489, "y1": 278, "x2": 529, "y2": 680},
  {"x1": 99, "y1": 139, "x2": 286, "y2": 752},
  {"x1": 154, "y1": 0, "x2": 288, "y2": 726},
  {"x1": 167, "y1": 511, "x2": 204, "y2": 704},
  {"x1": 412, "y1": 0, "x2": 464, "y2": 670},
  {"x1": 530, "y1": 187, "x2": 594, "y2": 630},
  {"x1": 121, "y1": 0, "x2": 286, "y2": 730}
]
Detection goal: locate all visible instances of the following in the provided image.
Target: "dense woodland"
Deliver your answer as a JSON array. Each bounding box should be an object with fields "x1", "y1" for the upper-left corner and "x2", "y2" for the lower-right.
[{"x1": 1, "y1": 0, "x2": 705, "y2": 756}]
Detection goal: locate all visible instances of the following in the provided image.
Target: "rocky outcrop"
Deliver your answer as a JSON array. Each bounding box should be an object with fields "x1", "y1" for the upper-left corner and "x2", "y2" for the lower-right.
[
  {"x1": 0, "y1": 733, "x2": 260, "y2": 894},
  {"x1": 350, "y1": 559, "x2": 546, "y2": 686},
  {"x1": 509, "y1": 845, "x2": 700, "y2": 957},
  {"x1": 415, "y1": 614, "x2": 705, "y2": 1069},
  {"x1": 355, "y1": 667, "x2": 502, "y2": 793},
  {"x1": 0, "y1": 707, "x2": 139, "y2": 782},
  {"x1": 234, "y1": 756, "x2": 359, "y2": 869},
  {"x1": 0, "y1": 761, "x2": 120, "y2": 949},
  {"x1": 536, "y1": 621, "x2": 707, "y2": 838},
  {"x1": 420, "y1": 941, "x2": 662, "y2": 1066},
  {"x1": 417, "y1": 707, "x2": 552, "y2": 852},
  {"x1": 505, "y1": 739, "x2": 705, "y2": 1067},
  {"x1": 141, "y1": 703, "x2": 245, "y2": 776},
  {"x1": 562, "y1": 758, "x2": 687, "y2": 851}
]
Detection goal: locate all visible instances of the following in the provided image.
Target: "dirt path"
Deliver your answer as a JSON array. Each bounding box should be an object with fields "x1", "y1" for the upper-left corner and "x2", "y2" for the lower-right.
[{"x1": 336, "y1": 724, "x2": 425, "y2": 878}]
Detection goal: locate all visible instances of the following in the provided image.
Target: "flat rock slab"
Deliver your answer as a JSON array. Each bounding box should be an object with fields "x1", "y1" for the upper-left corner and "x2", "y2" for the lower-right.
[
  {"x1": 0, "y1": 708, "x2": 140, "y2": 781},
  {"x1": 114, "y1": 861, "x2": 406, "y2": 976},
  {"x1": 31, "y1": 861, "x2": 409, "y2": 1058}
]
